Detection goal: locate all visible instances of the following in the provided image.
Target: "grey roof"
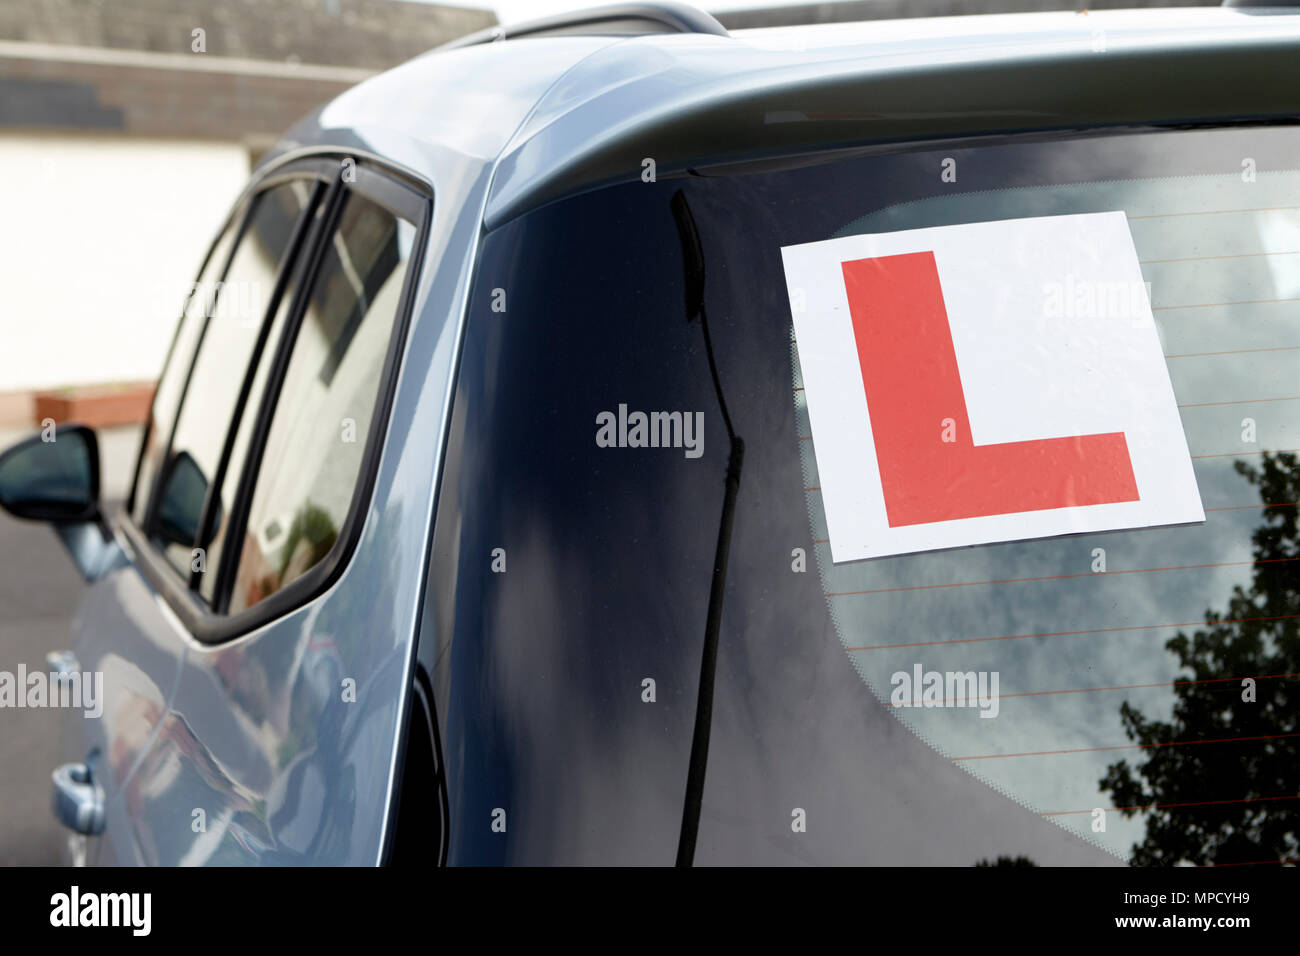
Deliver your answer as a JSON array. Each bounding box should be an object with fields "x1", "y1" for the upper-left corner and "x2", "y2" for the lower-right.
[{"x1": 275, "y1": 6, "x2": 1300, "y2": 227}]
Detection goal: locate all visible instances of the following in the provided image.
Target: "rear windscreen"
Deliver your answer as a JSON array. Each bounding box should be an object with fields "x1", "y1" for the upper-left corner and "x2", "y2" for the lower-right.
[{"x1": 428, "y1": 125, "x2": 1300, "y2": 865}]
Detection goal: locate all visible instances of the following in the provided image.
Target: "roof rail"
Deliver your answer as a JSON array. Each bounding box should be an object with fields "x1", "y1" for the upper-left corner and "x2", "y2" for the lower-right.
[{"x1": 438, "y1": 2, "x2": 729, "y2": 51}]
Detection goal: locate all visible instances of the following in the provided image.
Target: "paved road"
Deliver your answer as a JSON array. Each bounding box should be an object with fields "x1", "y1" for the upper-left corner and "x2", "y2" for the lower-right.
[{"x1": 0, "y1": 424, "x2": 138, "y2": 865}]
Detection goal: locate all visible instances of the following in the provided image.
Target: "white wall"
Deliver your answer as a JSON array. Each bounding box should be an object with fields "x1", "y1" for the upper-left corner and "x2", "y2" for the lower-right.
[{"x1": 0, "y1": 133, "x2": 249, "y2": 391}]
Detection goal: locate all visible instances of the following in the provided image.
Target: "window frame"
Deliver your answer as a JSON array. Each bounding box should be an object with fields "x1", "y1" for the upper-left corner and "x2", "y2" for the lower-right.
[
  {"x1": 151, "y1": 173, "x2": 326, "y2": 578},
  {"x1": 119, "y1": 154, "x2": 432, "y2": 644}
]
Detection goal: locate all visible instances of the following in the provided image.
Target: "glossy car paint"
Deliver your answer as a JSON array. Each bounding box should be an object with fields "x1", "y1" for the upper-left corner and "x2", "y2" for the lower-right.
[{"x1": 56, "y1": 7, "x2": 1300, "y2": 864}]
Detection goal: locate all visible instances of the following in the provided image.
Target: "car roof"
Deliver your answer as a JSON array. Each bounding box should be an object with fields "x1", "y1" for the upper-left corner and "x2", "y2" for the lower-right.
[{"x1": 267, "y1": 5, "x2": 1300, "y2": 227}]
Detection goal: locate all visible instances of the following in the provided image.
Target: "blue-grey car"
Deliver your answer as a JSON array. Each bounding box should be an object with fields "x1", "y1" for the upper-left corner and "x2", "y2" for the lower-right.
[{"x1": 1, "y1": 1, "x2": 1298, "y2": 865}]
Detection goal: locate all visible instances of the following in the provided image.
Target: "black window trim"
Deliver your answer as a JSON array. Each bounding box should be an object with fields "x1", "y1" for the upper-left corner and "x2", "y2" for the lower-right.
[{"x1": 118, "y1": 155, "x2": 433, "y2": 645}]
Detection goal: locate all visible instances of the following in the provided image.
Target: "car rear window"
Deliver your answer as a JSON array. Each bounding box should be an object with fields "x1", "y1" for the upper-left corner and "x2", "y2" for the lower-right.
[{"x1": 428, "y1": 124, "x2": 1300, "y2": 865}]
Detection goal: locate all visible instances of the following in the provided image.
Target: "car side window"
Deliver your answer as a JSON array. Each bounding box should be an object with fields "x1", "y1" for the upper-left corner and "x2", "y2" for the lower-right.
[
  {"x1": 130, "y1": 211, "x2": 242, "y2": 526},
  {"x1": 196, "y1": 187, "x2": 329, "y2": 604},
  {"x1": 227, "y1": 191, "x2": 416, "y2": 613},
  {"x1": 153, "y1": 179, "x2": 317, "y2": 577}
]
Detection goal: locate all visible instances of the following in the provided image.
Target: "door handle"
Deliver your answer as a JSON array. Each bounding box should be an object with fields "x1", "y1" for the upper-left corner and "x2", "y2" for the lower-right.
[{"x1": 52, "y1": 762, "x2": 105, "y2": 835}]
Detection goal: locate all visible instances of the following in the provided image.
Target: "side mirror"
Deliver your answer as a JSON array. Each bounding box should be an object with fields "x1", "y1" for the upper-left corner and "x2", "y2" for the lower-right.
[
  {"x1": 0, "y1": 425, "x2": 100, "y2": 523},
  {"x1": 155, "y1": 450, "x2": 218, "y2": 548}
]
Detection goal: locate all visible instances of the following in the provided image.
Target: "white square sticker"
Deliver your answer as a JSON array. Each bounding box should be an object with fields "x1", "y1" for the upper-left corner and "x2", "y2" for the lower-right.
[{"x1": 782, "y1": 211, "x2": 1204, "y2": 563}]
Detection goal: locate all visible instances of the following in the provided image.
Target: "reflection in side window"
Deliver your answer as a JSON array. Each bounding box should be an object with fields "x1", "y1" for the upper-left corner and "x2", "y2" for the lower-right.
[
  {"x1": 153, "y1": 180, "x2": 313, "y2": 578},
  {"x1": 131, "y1": 210, "x2": 241, "y2": 527},
  {"x1": 200, "y1": 185, "x2": 326, "y2": 603},
  {"x1": 229, "y1": 193, "x2": 413, "y2": 613}
]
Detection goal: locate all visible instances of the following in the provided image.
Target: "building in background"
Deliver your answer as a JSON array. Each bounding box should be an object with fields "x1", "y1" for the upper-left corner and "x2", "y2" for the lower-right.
[{"x1": 0, "y1": 0, "x2": 494, "y2": 427}]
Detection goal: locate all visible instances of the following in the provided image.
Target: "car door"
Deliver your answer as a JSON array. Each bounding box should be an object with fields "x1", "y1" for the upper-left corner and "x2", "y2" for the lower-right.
[
  {"x1": 102, "y1": 161, "x2": 430, "y2": 865},
  {"x1": 55, "y1": 162, "x2": 330, "y2": 864}
]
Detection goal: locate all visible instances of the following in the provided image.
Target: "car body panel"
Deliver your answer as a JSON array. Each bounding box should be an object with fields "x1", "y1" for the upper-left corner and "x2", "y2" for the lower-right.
[
  {"x1": 262, "y1": 34, "x2": 623, "y2": 174},
  {"x1": 486, "y1": 9, "x2": 1300, "y2": 227},
  {"x1": 67, "y1": 553, "x2": 189, "y2": 864}
]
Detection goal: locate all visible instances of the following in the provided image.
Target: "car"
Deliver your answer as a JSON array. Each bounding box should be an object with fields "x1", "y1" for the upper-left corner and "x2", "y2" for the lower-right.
[{"x1": 1, "y1": 0, "x2": 1298, "y2": 866}]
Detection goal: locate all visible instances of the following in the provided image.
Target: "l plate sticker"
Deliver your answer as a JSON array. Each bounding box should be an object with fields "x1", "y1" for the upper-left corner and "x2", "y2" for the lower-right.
[{"x1": 782, "y1": 211, "x2": 1204, "y2": 563}]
